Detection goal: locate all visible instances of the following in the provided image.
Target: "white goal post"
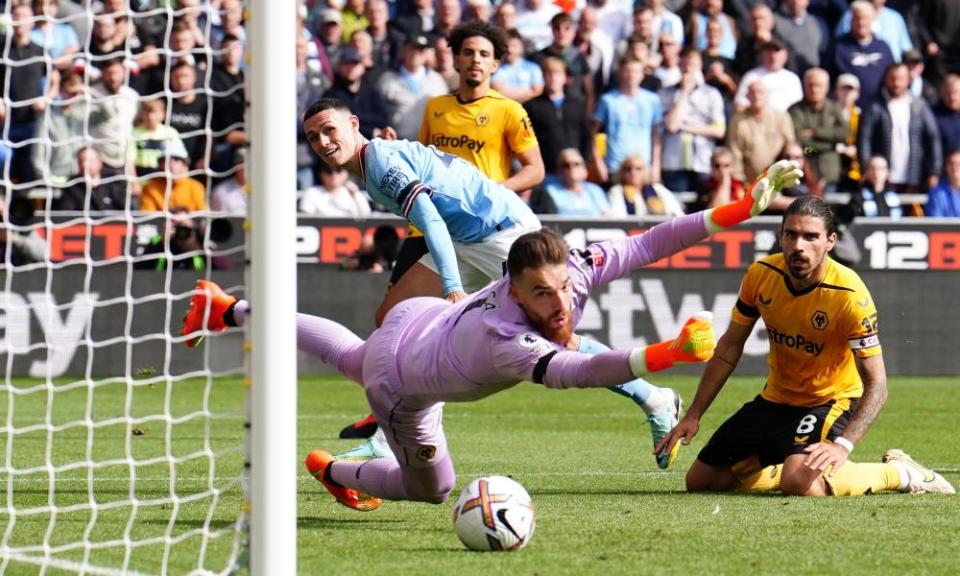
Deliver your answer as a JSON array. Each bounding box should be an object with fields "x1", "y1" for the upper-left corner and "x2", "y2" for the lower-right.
[
  {"x1": 0, "y1": 0, "x2": 298, "y2": 573},
  {"x1": 246, "y1": 0, "x2": 298, "y2": 573}
]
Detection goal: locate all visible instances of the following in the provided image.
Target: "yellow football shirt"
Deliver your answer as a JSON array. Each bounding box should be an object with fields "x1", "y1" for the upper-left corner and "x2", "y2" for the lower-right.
[
  {"x1": 730, "y1": 254, "x2": 881, "y2": 407},
  {"x1": 418, "y1": 89, "x2": 538, "y2": 183}
]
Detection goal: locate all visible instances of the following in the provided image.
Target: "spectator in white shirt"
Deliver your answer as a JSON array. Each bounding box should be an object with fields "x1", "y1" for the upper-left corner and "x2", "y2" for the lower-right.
[{"x1": 734, "y1": 39, "x2": 803, "y2": 112}]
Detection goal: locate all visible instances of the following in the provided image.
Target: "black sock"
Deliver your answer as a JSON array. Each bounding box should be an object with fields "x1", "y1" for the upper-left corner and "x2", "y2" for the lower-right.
[
  {"x1": 223, "y1": 300, "x2": 239, "y2": 327},
  {"x1": 323, "y1": 461, "x2": 343, "y2": 487}
]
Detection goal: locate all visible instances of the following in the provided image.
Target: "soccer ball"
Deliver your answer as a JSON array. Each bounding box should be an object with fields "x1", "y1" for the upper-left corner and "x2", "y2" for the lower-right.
[{"x1": 452, "y1": 476, "x2": 535, "y2": 551}]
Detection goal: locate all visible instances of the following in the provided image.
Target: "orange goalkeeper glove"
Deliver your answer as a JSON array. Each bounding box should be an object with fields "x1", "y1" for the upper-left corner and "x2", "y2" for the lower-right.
[
  {"x1": 629, "y1": 312, "x2": 717, "y2": 375},
  {"x1": 705, "y1": 160, "x2": 803, "y2": 233}
]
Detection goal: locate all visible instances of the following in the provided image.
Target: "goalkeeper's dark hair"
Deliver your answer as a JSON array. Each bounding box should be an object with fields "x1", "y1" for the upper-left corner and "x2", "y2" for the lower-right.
[
  {"x1": 783, "y1": 196, "x2": 838, "y2": 237},
  {"x1": 448, "y1": 20, "x2": 508, "y2": 62},
  {"x1": 507, "y1": 228, "x2": 569, "y2": 280}
]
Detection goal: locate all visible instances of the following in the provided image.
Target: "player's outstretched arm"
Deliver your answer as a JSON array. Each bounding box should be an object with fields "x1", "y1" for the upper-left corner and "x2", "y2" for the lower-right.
[
  {"x1": 576, "y1": 161, "x2": 803, "y2": 290},
  {"x1": 536, "y1": 312, "x2": 716, "y2": 390}
]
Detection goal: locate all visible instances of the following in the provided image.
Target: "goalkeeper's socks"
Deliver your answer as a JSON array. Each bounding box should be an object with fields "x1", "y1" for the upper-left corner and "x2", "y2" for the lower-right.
[
  {"x1": 577, "y1": 335, "x2": 658, "y2": 412},
  {"x1": 228, "y1": 300, "x2": 249, "y2": 327}
]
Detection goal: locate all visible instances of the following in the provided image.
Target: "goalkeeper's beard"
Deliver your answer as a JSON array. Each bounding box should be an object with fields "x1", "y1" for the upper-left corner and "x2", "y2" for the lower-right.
[{"x1": 528, "y1": 309, "x2": 574, "y2": 346}]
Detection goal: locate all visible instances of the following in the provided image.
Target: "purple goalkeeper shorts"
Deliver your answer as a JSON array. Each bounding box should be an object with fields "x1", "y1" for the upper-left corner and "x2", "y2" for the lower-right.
[{"x1": 362, "y1": 298, "x2": 448, "y2": 469}]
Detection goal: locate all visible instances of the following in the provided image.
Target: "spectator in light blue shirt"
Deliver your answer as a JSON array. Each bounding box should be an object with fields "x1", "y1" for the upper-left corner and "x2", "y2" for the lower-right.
[
  {"x1": 491, "y1": 29, "x2": 544, "y2": 104},
  {"x1": 29, "y1": 0, "x2": 80, "y2": 70},
  {"x1": 926, "y1": 151, "x2": 960, "y2": 217},
  {"x1": 540, "y1": 149, "x2": 611, "y2": 216},
  {"x1": 594, "y1": 57, "x2": 663, "y2": 182}
]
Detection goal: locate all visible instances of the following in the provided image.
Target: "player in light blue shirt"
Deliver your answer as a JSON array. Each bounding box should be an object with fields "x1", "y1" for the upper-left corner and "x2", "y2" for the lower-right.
[{"x1": 303, "y1": 97, "x2": 540, "y2": 300}]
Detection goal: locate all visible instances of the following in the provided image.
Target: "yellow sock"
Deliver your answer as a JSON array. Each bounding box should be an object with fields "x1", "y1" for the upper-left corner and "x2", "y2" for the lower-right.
[
  {"x1": 734, "y1": 464, "x2": 782, "y2": 493},
  {"x1": 823, "y1": 462, "x2": 902, "y2": 496},
  {"x1": 730, "y1": 456, "x2": 782, "y2": 493}
]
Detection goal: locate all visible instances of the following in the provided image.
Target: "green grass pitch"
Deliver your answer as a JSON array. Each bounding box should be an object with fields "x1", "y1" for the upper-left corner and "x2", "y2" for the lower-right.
[{"x1": 2, "y1": 375, "x2": 958, "y2": 575}]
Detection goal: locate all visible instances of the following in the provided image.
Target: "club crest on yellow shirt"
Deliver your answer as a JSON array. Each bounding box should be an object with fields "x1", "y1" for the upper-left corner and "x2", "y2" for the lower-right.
[{"x1": 476, "y1": 113, "x2": 490, "y2": 126}]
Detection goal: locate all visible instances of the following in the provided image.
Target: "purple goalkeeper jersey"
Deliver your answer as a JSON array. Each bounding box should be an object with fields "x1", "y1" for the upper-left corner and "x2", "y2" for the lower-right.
[{"x1": 388, "y1": 212, "x2": 709, "y2": 403}]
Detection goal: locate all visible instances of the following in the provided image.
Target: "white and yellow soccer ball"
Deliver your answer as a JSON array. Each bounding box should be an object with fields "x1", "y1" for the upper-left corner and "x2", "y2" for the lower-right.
[{"x1": 452, "y1": 476, "x2": 536, "y2": 551}]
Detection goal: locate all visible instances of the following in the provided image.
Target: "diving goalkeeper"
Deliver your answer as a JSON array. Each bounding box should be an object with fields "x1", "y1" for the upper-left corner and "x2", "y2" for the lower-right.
[{"x1": 182, "y1": 160, "x2": 804, "y2": 510}]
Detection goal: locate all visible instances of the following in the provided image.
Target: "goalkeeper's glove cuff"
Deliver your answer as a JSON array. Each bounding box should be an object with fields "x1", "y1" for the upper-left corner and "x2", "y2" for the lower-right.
[
  {"x1": 704, "y1": 197, "x2": 754, "y2": 234},
  {"x1": 629, "y1": 340, "x2": 676, "y2": 376}
]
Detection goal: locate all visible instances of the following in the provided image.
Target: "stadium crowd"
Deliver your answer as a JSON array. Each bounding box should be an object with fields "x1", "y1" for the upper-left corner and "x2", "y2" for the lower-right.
[{"x1": 1, "y1": 0, "x2": 959, "y2": 227}]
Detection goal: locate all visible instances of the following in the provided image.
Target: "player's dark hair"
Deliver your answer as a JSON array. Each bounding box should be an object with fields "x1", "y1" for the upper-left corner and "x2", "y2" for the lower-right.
[
  {"x1": 783, "y1": 196, "x2": 838, "y2": 237},
  {"x1": 448, "y1": 20, "x2": 508, "y2": 62},
  {"x1": 302, "y1": 97, "x2": 351, "y2": 123},
  {"x1": 507, "y1": 228, "x2": 569, "y2": 280}
]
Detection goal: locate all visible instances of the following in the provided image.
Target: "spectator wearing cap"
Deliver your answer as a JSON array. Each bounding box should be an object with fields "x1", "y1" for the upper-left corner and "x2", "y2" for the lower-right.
[
  {"x1": 377, "y1": 35, "x2": 448, "y2": 141},
  {"x1": 317, "y1": 9, "x2": 345, "y2": 67},
  {"x1": 933, "y1": 75, "x2": 960, "y2": 157},
  {"x1": 835, "y1": 0, "x2": 912, "y2": 62},
  {"x1": 902, "y1": 49, "x2": 937, "y2": 104},
  {"x1": 835, "y1": 73, "x2": 864, "y2": 186},
  {"x1": 323, "y1": 47, "x2": 395, "y2": 139},
  {"x1": 734, "y1": 40, "x2": 803, "y2": 112},
  {"x1": 690, "y1": 0, "x2": 736, "y2": 60},
  {"x1": 925, "y1": 151, "x2": 960, "y2": 217},
  {"x1": 775, "y1": 0, "x2": 825, "y2": 74},
  {"x1": 139, "y1": 140, "x2": 207, "y2": 212},
  {"x1": 728, "y1": 81, "x2": 796, "y2": 182},
  {"x1": 55, "y1": 147, "x2": 130, "y2": 211},
  {"x1": 833, "y1": 1, "x2": 895, "y2": 110},
  {"x1": 859, "y1": 62, "x2": 942, "y2": 195},
  {"x1": 788, "y1": 67, "x2": 848, "y2": 190}
]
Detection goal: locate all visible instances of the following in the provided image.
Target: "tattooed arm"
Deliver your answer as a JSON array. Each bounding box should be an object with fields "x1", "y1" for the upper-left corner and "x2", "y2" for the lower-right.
[{"x1": 802, "y1": 354, "x2": 888, "y2": 474}]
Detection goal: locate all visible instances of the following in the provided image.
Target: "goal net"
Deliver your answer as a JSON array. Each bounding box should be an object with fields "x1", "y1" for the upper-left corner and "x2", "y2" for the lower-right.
[{"x1": 0, "y1": 0, "x2": 297, "y2": 572}]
